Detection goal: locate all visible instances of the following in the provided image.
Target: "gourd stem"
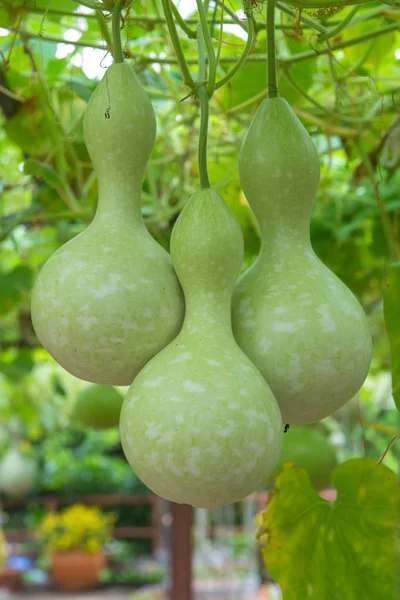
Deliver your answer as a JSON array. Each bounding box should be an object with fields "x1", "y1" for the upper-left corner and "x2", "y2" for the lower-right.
[
  {"x1": 266, "y1": 0, "x2": 279, "y2": 99},
  {"x1": 215, "y1": 0, "x2": 254, "y2": 91},
  {"x1": 196, "y1": 0, "x2": 216, "y2": 97},
  {"x1": 112, "y1": 0, "x2": 125, "y2": 63},
  {"x1": 198, "y1": 85, "x2": 211, "y2": 189},
  {"x1": 160, "y1": 0, "x2": 195, "y2": 91},
  {"x1": 197, "y1": 25, "x2": 210, "y2": 189}
]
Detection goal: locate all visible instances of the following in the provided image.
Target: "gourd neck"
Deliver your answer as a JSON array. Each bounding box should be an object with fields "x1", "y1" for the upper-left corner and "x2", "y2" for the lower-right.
[
  {"x1": 259, "y1": 228, "x2": 313, "y2": 260},
  {"x1": 182, "y1": 291, "x2": 234, "y2": 338},
  {"x1": 259, "y1": 218, "x2": 312, "y2": 253},
  {"x1": 94, "y1": 173, "x2": 145, "y2": 224}
]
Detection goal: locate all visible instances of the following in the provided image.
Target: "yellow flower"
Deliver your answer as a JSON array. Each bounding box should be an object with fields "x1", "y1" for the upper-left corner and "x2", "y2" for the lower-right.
[
  {"x1": 0, "y1": 529, "x2": 6, "y2": 568},
  {"x1": 37, "y1": 504, "x2": 116, "y2": 554}
]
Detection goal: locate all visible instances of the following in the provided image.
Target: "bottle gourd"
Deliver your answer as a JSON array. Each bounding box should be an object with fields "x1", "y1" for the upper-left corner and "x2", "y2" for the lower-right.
[
  {"x1": 268, "y1": 425, "x2": 337, "y2": 491},
  {"x1": 0, "y1": 448, "x2": 37, "y2": 498},
  {"x1": 120, "y1": 188, "x2": 283, "y2": 508},
  {"x1": 232, "y1": 98, "x2": 372, "y2": 424},
  {"x1": 31, "y1": 64, "x2": 184, "y2": 385},
  {"x1": 72, "y1": 384, "x2": 123, "y2": 430}
]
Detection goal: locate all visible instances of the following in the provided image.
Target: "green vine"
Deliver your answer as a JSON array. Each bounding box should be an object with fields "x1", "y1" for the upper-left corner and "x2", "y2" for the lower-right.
[
  {"x1": 214, "y1": 0, "x2": 249, "y2": 32},
  {"x1": 196, "y1": 0, "x2": 216, "y2": 97},
  {"x1": 276, "y1": 2, "x2": 327, "y2": 34},
  {"x1": 160, "y1": 0, "x2": 195, "y2": 91},
  {"x1": 317, "y1": 5, "x2": 360, "y2": 42},
  {"x1": 170, "y1": 0, "x2": 197, "y2": 39},
  {"x1": 280, "y1": 0, "x2": 399, "y2": 8},
  {"x1": 215, "y1": 0, "x2": 255, "y2": 91},
  {"x1": 282, "y1": 68, "x2": 370, "y2": 123},
  {"x1": 355, "y1": 140, "x2": 400, "y2": 262},
  {"x1": 69, "y1": 0, "x2": 103, "y2": 10}
]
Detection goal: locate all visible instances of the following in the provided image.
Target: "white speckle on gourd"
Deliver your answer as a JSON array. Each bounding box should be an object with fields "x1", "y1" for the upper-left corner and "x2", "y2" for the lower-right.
[
  {"x1": 204, "y1": 358, "x2": 222, "y2": 367},
  {"x1": 182, "y1": 381, "x2": 205, "y2": 392},
  {"x1": 168, "y1": 352, "x2": 193, "y2": 364},
  {"x1": 232, "y1": 97, "x2": 372, "y2": 424},
  {"x1": 120, "y1": 188, "x2": 283, "y2": 508},
  {"x1": 142, "y1": 376, "x2": 166, "y2": 388},
  {"x1": 258, "y1": 338, "x2": 272, "y2": 354},
  {"x1": 317, "y1": 305, "x2": 337, "y2": 333},
  {"x1": 31, "y1": 63, "x2": 184, "y2": 385}
]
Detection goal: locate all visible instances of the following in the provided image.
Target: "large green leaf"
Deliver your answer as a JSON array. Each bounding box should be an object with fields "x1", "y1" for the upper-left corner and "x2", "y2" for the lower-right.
[
  {"x1": 259, "y1": 460, "x2": 399, "y2": 600},
  {"x1": 216, "y1": 43, "x2": 267, "y2": 111},
  {"x1": 384, "y1": 263, "x2": 400, "y2": 411},
  {"x1": 278, "y1": 36, "x2": 317, "y2": 106},
  {"x1": 342, "y1": 20, "x2": 397, "y2": 70}
]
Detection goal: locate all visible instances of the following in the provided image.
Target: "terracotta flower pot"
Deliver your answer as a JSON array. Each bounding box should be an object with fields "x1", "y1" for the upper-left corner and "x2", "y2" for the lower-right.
[
  {"x1": 50, "y1": 549, "x2": 105, "y2": 590},
  {"x1": 0, "y1": 567, "x2": 23, "y2": 591}
]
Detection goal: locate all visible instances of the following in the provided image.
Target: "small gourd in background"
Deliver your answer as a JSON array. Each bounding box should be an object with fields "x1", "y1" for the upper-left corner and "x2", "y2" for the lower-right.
[
  {"x1": 267, "y1": 425, "x2": 337, "y2": 491},
  {"x1": 31, "y1": 64, "x2": 184, "y2": 385},
  {"x1": 232, "y1": 97, "x2": 372, "y2": 424},
  {"x1": 72, "y1": 384, "x2": 123, "y2": 430},
  {"x1": 0, "y1": 447, "x2": 37, "y2": 498},
  {"x1": 120, "y1": 188, "x2": 283, "y2": 508}
]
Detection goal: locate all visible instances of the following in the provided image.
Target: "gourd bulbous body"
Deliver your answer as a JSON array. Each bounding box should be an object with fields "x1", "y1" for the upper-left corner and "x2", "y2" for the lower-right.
[
  {"x1": 72, "y1": 384, "x2": 123, "y2": 430},
  {"x1": 120, "y1": 188, "x2": 283, "y2": 508},
  {"x1": 268, "y1": 425, "x2": 337, "y2": 491},
  {"x1": 31, "y1": 64, "x2": 184, "y2": 385},
  {"x1": 232, "y1": 98, "x2": 372, "y2": 424},
  {"x1": 0, "y1": 448, "x2": 37, "y2": 498}
]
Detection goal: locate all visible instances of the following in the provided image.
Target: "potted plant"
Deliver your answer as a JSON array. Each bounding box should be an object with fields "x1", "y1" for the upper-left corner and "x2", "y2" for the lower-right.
[
  {"x1": 37, "y1": 504, "x2": 115, "y2": 590},
  {"x1": 0, "y1": 525, "x2": 23, "y2": 592}
]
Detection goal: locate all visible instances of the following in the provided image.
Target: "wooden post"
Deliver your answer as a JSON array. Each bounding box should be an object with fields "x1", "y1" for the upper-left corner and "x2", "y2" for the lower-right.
[
  {"x1": 169, "y1": 503, "x2": 193, "y2": 600},
  {"x1": 151, "y1": 495, "x2": 162, "y2": 555}
]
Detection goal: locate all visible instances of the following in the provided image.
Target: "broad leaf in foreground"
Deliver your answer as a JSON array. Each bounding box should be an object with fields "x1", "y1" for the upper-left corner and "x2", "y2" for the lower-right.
[
  {"x1": 384, "y1": 262, "x2": 400, "y2": 411},
  {"x1": 259, "y1": 459, "x2": 399, "y2": 600}
]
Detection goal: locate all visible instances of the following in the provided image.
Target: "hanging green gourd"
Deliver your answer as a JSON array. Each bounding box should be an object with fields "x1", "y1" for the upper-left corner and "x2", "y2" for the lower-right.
[
  {"x1": 31, "y1": 5, "x2": 184, "y2": 386},
  {"x1": 120, "y1": 6, "x2": 283, "y2": 508},
  {"x1": 232, "y1": 0, "x2": 372, "y2": 424},
  {"x1": 72, "y1": 384, "x2": 124, "y2": 430},
  {"x1": 267, "y1": 425, "x2": 338, "y2": 491},
  {"x1": 0, "y1": 447, "x2": 37, "y2": 499}
]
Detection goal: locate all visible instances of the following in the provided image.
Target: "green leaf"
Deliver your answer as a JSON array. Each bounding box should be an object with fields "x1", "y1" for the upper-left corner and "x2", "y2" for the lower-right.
[
  {"x1": 0, "y1": 351, "x2": 34, "y2": 382},
  {"x1": 217, "y1": 57, "x2": 266, "y2": 111},
  {"x1": 384, "y1": 263, "x2": 400, "y2": 411},
  {"x1": 342, "y1": 20, "x2": 396, "y2": 70},
  {"x1": 24, "y1": 159, "x2": 63, "y2": 189},
  {"x1": 278, "y1": 36, "x2": 316, "y2": 106},
  {"x1": 68, "y1": 80, "x2": 93, "y2": 103},
  {"x1": 0, "y1": 266, "x2": 33, "y2": 314},
  {"x1": 260, "y1": 459, "x2": 399, "y2": 600}
]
